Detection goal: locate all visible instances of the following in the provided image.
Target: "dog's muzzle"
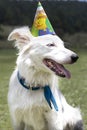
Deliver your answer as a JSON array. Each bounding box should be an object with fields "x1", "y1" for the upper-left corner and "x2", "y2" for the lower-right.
[
  {"x1": 43, "y1": 54, "x2": 79, "y2": 79},
  {"x1": 43, "y1": 59, "x2": 71, "y2": 79}
]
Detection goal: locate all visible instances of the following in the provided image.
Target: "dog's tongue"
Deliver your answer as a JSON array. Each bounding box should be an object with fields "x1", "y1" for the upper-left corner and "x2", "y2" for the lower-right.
[
  {"x1": 63, "y1": 68, "x2": 71, "y2": 79},
  {"x1": 55, "y1": 63, "x2": 71, "y2": 79},
  {"x1": 61, "y1": 65, "x2": 71, "y2": 79}
]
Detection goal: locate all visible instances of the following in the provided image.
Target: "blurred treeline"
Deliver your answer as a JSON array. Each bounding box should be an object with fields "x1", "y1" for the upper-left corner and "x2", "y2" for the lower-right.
[
  {"x1": 0, "y1": 0, "x2": 87, "y2": 49},
  {"x1": 0, "y1": 0, "x2": 87, "y2": 35}
]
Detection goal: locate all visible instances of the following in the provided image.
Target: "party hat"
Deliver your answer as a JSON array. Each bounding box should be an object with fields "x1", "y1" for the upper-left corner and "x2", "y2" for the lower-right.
[{"x1": 31, "y1": 2, "x2": 55, "y2": 36}]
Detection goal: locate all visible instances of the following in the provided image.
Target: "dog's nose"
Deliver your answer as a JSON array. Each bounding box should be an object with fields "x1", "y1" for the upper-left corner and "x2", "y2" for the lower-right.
[{"x1": 71, "y1": 54, "x2": 79, "y2": 63}]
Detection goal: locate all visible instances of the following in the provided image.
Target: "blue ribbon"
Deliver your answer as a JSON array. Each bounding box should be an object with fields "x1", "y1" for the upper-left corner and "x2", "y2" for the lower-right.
[
  {"x1": 44, "y1": 85, "x2": 58, "y2": 111},
  {"x1": 17, "y1": 72, "x2": 58, "y2": 111}
]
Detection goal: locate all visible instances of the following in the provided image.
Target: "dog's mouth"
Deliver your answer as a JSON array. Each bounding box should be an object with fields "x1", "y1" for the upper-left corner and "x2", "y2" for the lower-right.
[{"x1": 43, "y1": 59, "x2": 71, "y2": 79}]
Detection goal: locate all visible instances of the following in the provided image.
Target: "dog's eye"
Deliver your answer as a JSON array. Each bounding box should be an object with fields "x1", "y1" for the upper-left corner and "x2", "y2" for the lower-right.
[{"x1": 47, "y1": 43, "x2": 55, "y2": 47}]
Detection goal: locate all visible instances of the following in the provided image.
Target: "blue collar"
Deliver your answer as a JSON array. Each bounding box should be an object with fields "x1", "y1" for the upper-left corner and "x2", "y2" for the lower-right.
[{"x1": 17, "y1": 71, "x2": 58, "y2": 111}]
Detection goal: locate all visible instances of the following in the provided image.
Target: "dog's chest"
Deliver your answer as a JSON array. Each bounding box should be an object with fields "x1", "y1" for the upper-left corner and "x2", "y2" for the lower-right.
[
  {"x1": 15, "y1": 104, "x2": 49, "y2": 129},
  {"x1": 12, "y1": 87, "x2": 49, "y2": 126}
]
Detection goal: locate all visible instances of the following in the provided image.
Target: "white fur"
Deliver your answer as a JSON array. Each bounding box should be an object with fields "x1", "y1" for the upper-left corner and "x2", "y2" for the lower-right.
[{"x1": 8, "y1": 27, "x2": 83, "y2": 130}]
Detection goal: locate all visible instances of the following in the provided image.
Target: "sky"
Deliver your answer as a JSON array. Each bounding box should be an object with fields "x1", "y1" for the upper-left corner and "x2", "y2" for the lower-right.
[
  {"x1": 58, "y1": 0, "x2": 87, "y2": 1},
  {"x1": 79, "y1": 0, "x2": 87, "y2": 1},
  {"x1": 71, "y1": 0, "x2": 87, "y2": 1}
]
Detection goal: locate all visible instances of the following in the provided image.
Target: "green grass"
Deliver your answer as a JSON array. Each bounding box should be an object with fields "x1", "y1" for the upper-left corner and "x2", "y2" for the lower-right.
[
  {"x1": 0, "y1": 49, "x2": 16, "y2": 130},
  {"x1": 0, "y1": 48, "x2": 87, "y2": 130},
  {"x1": 60, "y1": 49, "x2": 87, "y2": 129}
]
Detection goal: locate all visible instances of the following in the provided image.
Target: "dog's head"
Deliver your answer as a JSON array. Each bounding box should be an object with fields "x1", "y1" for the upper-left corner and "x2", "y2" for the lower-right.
[{"x1": 8, "y1": 27, "x2": 78, "y2": 79}]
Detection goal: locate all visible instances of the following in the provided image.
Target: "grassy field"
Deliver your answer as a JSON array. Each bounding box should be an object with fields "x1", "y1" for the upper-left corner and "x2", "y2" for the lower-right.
[{"x1": 0, "y1": 48, "x2": 87, "y2": 130}]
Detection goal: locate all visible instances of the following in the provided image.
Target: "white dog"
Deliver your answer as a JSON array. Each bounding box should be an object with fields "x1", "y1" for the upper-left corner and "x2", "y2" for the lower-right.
[{"x1": 8, "y1": 27, "x2": 83, "y2": 130}]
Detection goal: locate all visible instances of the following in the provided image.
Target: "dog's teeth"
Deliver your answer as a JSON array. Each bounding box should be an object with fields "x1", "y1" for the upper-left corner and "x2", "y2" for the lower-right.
[
  {"x1": 48, "y1": 61, "x2": 52, "y2": 65},
  {"x1": 53, "y1": 66, "x2": 56, "y2": 70},
  {"x1": 60, "y1": 71, "x2": 64, "y2": 75},
  {"x1": 47, "y1": 61, "x2": 53, "y2": 67}
]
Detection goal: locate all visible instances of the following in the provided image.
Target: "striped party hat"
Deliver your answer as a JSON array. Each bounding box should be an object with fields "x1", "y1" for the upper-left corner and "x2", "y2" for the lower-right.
[{"x1": 31, "y1": 2, "x2": 55, "y2": 36}]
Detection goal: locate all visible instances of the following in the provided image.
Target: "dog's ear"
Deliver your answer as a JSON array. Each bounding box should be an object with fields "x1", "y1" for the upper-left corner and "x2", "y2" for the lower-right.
[{"x1": 8, "y1": 27, "x2": 33, "y2": 50}]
